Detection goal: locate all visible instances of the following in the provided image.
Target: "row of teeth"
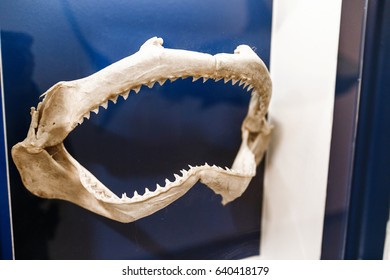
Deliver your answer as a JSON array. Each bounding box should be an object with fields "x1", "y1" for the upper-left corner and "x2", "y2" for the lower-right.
[
  {"x1": 80, "y1": 163, "x2": 254, "y2": 203},
  {"x1": 77, "y1": 75, "x2": 255, "y2": 125}
]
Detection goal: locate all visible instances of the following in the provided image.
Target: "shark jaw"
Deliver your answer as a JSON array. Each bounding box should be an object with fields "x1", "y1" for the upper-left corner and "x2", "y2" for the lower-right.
[{"x1": 11, "y1": 37, "x2": 272, "y2": 223}]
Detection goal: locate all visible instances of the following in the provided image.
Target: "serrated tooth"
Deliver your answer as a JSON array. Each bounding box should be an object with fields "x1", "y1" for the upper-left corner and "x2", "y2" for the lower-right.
[
  {"x1": 232, "y1": 79, "x2": 239, "y2": 85},
  {"x1": 158, "y1": 79, "x2": 166, "y2": 86},
  {"x1": 121, "y1": 193, "x2": 128, "y2": 199},
  {"x1": 181, "y1": 76, "x2": 189, "y2": 80},
  {"x1": 225, "y1": 166, "x2": 230, "y2": 171},
  {"x1": 147, "y1": 81, "x2": 156, "y2": 88},
  {"x1": 84, "y1": 112, "x2": 90, "y2": 120},
  {"x1": 144, "y1": 188, "x2": 151, "y2": 195},
  {"x1": 169, "y1": 77, "x2": 178, "y2": 82},
  {"x1": 192, "y1": 76, "x2": 201, "y2": 82},
  {"x1": 214, "y1": 77, "x2": 223, "y2": 82},
  {"x1": 180, "y1": 169, "x2": 188, "y2": 176},
  {"x1": 224, "y1": 77, "x2": 230, "y2": 84},
  {"x1": 165, "y1": 178, "x2": 172, "y2": 186},
  {"x1": 243, "y1": 82, "x2": 250, "y2": 89},
  {"x1": 92, "y1": 107, "x2": 99, "y2": 114},
  {"x1": 188, "y1": 165, "x2": 194, "y2": 169},
  {"x1": 203, "y1": 77, "x2": 209, "y2": 83},
  {"x1": 156, "y1": 184, "x2": 163, "y2": 191},
  {"x1": 110, "y1": 95, "x2": 118, "y2": 104},
  {"x1": 133, "y1": 190, "x2": 139, "y2": 198},
  {"x1": 239, "y1": 80, "x2": 245, "y2": 86},
  {"x1": 121, "y1": 91, "x2": 130, "y2": 100},
  {"x1": 78, "y1": 118, "x2": 84, "y2": 125},
  {"x1": 174, "y1": 173, "x2": 181, "y2": 181},
  {"x1": 205, "y1": 162, "x2": 210, "y2": 167},
  {"x1": 133, "y1": 86, "x2": 141, "y2": 93},
  {"x1": 101, "y1": 101, "x2": 108, "y2": 109}
]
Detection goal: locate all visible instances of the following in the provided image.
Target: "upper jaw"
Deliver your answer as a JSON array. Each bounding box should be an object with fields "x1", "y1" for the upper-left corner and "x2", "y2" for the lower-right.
[
  {"x1": 33, "y1": 37, "x2": 270, "y2": 149},
  {"x1": 12, "y1": 37, "x2": 272, "y2": 223}
]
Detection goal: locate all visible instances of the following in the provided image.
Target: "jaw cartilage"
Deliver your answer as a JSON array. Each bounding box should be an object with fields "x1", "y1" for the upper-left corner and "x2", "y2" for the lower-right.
[{"x1": 12, "y1": 37, "x2": 272, "y2": 223}]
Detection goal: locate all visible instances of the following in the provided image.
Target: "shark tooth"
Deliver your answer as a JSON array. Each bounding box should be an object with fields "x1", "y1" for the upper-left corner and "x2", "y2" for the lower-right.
[
  {"x1": 133, "y1": 86, "x2": 141, "y2": 93},
  {"x1": 101, "y1": 101, "x2": 109, "y2": 109},
  {"x1": 110, "y1": 95, "x2": 118, "y2": 104},
  {"x1": 147, "y1": 81, "x2": 156, "y2": 88},
  {"x1": 91, "y1": 107, "x2": 99, "y2": 114},
  {"x1": 156, "y1": 184, "x2": 164, "y2": 191},
  {"x1": 165, "y1": 178, "x2": 172, "y2": 186},
  {"x1": 121, "y1": 91, "x2": 130, "y2": 100},
  {"x1": 144, "y1": 188, "x2": 151, "y2": 195}
]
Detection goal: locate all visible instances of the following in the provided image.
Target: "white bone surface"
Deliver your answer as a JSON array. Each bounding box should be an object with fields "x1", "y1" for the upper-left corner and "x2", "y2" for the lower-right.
[{"x1": 11, "y1": 37, "x2": 272, "y2": 223}]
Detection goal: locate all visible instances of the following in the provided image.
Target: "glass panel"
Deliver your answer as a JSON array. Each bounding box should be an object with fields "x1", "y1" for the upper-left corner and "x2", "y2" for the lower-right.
[{"x1": 1, "y1": 0, "x2": 272, "y2": 259}]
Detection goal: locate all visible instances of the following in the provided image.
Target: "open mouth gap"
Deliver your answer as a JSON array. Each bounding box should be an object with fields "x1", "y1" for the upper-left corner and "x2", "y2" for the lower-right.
[{"x1": 68, "y1": 74, "x2": 256, "y2": 202}]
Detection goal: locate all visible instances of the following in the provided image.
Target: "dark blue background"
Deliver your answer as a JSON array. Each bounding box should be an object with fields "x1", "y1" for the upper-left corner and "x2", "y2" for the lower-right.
[{"x1": 0, "y1": 0, "x2": 272, "y2": 259}]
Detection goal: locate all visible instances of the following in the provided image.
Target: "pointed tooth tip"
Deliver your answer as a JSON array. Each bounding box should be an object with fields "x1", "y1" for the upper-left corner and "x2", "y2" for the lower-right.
[
  {"x1": 101, "y1": 101, "x2": 108, "y2": 109},
  {"x1": 121, "y1": 91, "x2": 130, "y2": 100},
  {"x1": 147, "y1": 81, "x2": 156, "y2": 88},
  {"x1": 110, "y1": 96, "x2": 118, "y2": 103}
]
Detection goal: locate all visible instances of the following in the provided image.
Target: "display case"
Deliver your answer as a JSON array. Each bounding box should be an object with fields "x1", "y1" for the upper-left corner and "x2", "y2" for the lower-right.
[
  {"x1": 1, "y1": 0, "x2": 272, "y2": 259},
  {"x1": 1, "y1": 0, "x2": 389, "y2": 260}
]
